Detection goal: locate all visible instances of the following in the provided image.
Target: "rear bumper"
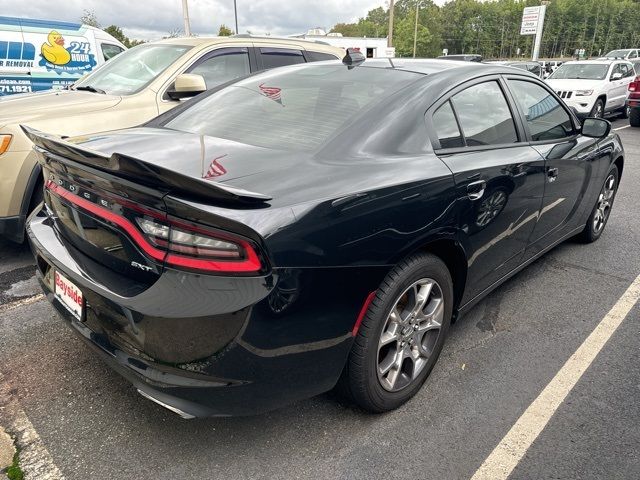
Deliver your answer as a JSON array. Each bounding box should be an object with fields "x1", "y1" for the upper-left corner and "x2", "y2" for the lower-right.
[{"x1": 28, "y1": 211, "x2": 378, "y2": 417}]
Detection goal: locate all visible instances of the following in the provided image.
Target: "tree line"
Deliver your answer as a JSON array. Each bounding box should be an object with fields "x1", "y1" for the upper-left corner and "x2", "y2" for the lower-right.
[{"x1": 330, "y1": 0, "x2": 640, "y2": 59}]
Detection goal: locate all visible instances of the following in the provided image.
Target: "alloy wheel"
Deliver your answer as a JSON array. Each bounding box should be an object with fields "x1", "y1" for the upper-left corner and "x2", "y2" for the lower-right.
[
  {"x1": 593, "y1": 102, "x2": 603, "y2": 118},
  {"x1": 476, "y1": 189, "x2": 507, "y2": 227},
  {"x1": 377, "y1": 278, "x2": 444, "y2": 392},
  {"x1": 593, "y1": 173, "x2": 616, "y2": 234}
]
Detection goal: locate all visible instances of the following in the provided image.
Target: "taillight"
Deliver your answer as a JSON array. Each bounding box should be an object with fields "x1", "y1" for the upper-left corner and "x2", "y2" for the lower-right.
[
  {"x1": 135, "y1": 217, "x2": 262, "y2": 272},
  {"x1": 45, "y1": 180, "x2": 263, "y2": 274},
  {"x1": 629, "y1": 76, "x2": 640, "y2": 92}
]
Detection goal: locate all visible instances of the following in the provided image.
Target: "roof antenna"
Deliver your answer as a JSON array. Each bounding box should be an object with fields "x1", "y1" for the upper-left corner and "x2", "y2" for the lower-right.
[{"x1": 342, "y1": 48, "x2": 365, "y2": 69}]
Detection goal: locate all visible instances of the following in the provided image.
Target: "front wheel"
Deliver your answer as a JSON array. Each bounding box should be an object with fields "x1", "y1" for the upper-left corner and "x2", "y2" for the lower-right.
[
  {"x1": 339, "y1": 253, "x2": 453, "y2": 413},
  {"x1": 578, "y1": 165, "x2": 618, "y2": 243},
  {"x1": 589, "y1": 98, "x2": 604, "y2": 118}
]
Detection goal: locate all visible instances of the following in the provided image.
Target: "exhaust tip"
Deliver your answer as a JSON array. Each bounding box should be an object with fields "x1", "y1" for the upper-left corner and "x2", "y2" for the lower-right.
[{"x1": 137, "y1": 389, "x2": 196, "y2": 419}]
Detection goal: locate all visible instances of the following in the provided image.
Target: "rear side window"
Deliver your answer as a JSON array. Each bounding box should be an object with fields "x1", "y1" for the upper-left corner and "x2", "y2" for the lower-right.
[
  {"x1": 507, "y1": 80, "x2": 573, "y2": 141},
  {"x1": 433, "y1": 101, "x2": 464, "y2": 149},
  {"x1": 188, "y1": 48, "x2": 250, "y2": 89},
  {"x1": 260, "y1": 48, "x2": 305, "y2": 69},
  {"x1": 450, "y1": 81, "x2": 518, "y2": 146},
  {"x1": 306, "y1": 51, "x2": 340, "y2": 62}
]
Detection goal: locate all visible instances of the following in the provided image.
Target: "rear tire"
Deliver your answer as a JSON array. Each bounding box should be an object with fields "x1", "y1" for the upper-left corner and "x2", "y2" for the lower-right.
[
  {"x1": 578, "y1": 165, "x2": 618, "y2": 243},
  {"x1": 620, "y1": 105, "x2": 630, "y2": 119},
  {"x1": 338, "y1": 253, "x2": 453, "y2": 413},
  {"x1": 630, "y1": 108, "x2": 640, "y2": 127}
]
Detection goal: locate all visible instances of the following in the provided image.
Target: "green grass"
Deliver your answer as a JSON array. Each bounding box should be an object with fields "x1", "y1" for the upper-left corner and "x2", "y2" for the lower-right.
[{"x1": 5, "y1": 448, "x2": 23, "y2": 480}]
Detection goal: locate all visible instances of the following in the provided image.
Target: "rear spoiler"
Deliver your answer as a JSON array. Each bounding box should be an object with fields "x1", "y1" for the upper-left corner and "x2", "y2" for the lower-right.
[{"x1": 21, "y1": 126, "x2": 272, "y2": 205}]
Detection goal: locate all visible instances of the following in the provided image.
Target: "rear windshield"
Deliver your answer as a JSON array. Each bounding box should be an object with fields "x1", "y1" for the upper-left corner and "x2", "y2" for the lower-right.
[
  {"x1": 163, "y1": 65, "x2": 422, "y2": 151},
  {"x1": 604, "y1": 49, "x2": 630, "y2": 58},
  {"x1": 549, "y1": 63, "x2": 608, "y2": 80}
]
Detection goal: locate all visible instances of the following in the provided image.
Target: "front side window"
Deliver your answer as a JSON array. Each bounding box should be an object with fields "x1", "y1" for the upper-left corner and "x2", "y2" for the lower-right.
[
  {"x1": 450, "y1": 81, "x2": 518, "y2": 146},
  {"x1": 260, "y1": 48, "x2": 305, "y2": 69},
  {"x1": 188, "y1": 49, "x2": 250, "y2": 89},
  {"x1": 610, "y1": 64, "x2": 622, "y2": 80},
  {"x1": 74, "y1": 44, "x2": 192, "y2": 95},
  {"x1": 432, "y1": 101, "x2": 464, "y2": 149},
  {"x1": 508, "y1": 80, "x2": 573, "y2": 141},
  {"x1": 163, "y1": 65, "x2": 421, "y2": 151}
]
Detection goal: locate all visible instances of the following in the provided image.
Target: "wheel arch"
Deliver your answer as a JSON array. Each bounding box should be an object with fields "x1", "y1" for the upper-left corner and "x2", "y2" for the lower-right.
[
  {"x1": 613, "y1": 155, "x2": 624, "y2": 178},
  {"x1": 418, "y1": 239, "x2": 468, "y2": 315}
]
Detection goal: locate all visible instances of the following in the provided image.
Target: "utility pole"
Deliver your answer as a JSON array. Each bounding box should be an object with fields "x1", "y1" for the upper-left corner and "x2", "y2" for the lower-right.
[
  {"x1": 388, "y1": 0, "x2": 395, "y2": 47},
  {"x1": 234, "y1": 0, "x2": 239, "y2": 35},
  {"x1": 182, "y1": 0, "x2": 191, "y2": 36},
  {"x1": 413, "y1": 1, "x2": 419, "y2": 58}
]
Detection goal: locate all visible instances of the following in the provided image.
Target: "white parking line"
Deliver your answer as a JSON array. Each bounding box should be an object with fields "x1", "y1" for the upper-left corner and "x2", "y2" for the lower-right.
[
  {"x1": 0, "y1": 373, "x2": 65, "y2": 479},
  {"x1": 613, "y1": 125, "x2": 630, "y2": 131},
  {"x1": 470, "y1": 273, "x2": 640, "y2": 480}
]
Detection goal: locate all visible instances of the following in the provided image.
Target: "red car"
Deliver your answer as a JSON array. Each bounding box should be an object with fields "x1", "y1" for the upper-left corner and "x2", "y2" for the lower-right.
[{"x1": 628, "y1": 74, "x2": 640, "y2": 126}]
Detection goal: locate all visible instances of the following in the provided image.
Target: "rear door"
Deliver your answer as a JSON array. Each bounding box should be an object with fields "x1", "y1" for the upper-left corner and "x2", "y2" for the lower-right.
[
  {"x1": 427, "y1": 76, "x2": 546, "y2": 302},
  {"x1": 505, "y1": 77, "x2": 601, "y2": 255}
]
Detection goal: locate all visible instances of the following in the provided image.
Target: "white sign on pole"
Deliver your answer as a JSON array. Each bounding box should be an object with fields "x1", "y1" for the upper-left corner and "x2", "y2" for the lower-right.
[{"x1": 520, "y1": 6, "x2": 541, "y2": 35}]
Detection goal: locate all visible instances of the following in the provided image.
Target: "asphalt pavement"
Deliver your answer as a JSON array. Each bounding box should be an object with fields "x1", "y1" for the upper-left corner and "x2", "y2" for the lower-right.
[{"x1": 0, "y1": 118, "x2": 638, "y2": 480}]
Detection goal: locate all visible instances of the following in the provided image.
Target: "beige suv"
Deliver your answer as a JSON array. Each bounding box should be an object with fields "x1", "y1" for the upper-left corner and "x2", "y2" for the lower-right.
[{"x1": 0, "y1": 36, "x2": 343, "y2": 242}]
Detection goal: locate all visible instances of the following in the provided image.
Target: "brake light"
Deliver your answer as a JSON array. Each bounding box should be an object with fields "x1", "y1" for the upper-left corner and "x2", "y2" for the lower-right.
[
  {"x1": 629, "y1": 76, "x2": 640, "y2": 92},
  {"x1": 45, "y1": 180, "x2": 262, "y2": 274}
]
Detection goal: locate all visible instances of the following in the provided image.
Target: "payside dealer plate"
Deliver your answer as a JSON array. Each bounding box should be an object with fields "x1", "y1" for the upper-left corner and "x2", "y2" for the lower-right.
[{"x1": 54, "y1": 270, "x2": 83, "y2": 320}]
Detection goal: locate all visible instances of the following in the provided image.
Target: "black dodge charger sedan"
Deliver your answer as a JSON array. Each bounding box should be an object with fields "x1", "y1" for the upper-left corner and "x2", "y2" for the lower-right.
[{"x1": 25, "y1": 54, "x2": 623, "y2": 418}]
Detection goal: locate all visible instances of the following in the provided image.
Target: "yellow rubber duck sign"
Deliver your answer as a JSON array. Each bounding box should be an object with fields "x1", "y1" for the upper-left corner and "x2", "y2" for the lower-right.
[{"x1": 41, "y1": 31, "x2": 71, "y2": 65}]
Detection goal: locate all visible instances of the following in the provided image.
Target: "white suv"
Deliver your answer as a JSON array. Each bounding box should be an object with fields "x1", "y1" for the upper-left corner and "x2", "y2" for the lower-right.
[{"x1": 545, "y1": 59, "x2": 635, "y2": 118}]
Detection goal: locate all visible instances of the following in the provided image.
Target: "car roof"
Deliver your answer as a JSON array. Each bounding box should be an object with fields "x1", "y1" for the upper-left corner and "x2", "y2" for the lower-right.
[
  {"x1": 151, "y1": 35, "x2": 343, "y2": 55},
  {"x1": 351, "y1": 58, "x2": 536, "y2": 79},
  {"x1": 563, "y1": 59, "x2": 628, "y2": 65}
]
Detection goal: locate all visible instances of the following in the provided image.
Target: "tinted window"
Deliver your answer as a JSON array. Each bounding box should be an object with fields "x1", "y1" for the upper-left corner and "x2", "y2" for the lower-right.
[
  {"x1": 306, "y1": 51, "x2": 340, "y2": 62},
  {"x1": 188, "y1": 49, "x2": 250, "y2": 89},
  {"x1": 260, "y1": 48, "x2": 305, "y2": 69},
  {"x1": 508, "y1": 80, "x2": 573, "y2": 141},
  {"x1": 101, "y1": 43, "x2": 124, "y2": 60},
  {"x1": 433, "y1": 101, "x2": 464, "y2": 149},
  {"x1": 450, "y1": 81, "x2": 517, "y2": 146},
  {"x1": 164, "y1": 65, "x2": 422, "y2": 151}
]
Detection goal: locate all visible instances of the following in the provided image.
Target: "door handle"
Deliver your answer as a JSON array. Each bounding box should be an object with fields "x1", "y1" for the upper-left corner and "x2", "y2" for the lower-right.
[
  {"x1": 467, "y1": 180, "x2": 486, "y2": 200},
  {"x1": 547, "y1": 167, "x2": 559, "y2": 182}
]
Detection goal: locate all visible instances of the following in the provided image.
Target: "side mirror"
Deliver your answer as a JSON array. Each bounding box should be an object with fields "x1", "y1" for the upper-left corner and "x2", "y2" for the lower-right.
[
  {"x1": 581, "y1": 117, "x2": 611, "y2": 138},
  {"x1": 610, "y1": 72, "x2": 623, "y2": 81},
  {"x1": 167, "y1": 73, "x2": 206, "y2": 100}
]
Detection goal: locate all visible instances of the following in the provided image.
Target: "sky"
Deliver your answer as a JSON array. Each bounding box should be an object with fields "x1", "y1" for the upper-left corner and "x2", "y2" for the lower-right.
[{"x1": 2, "y1": 0, "x2": 449, "y2": 41}]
